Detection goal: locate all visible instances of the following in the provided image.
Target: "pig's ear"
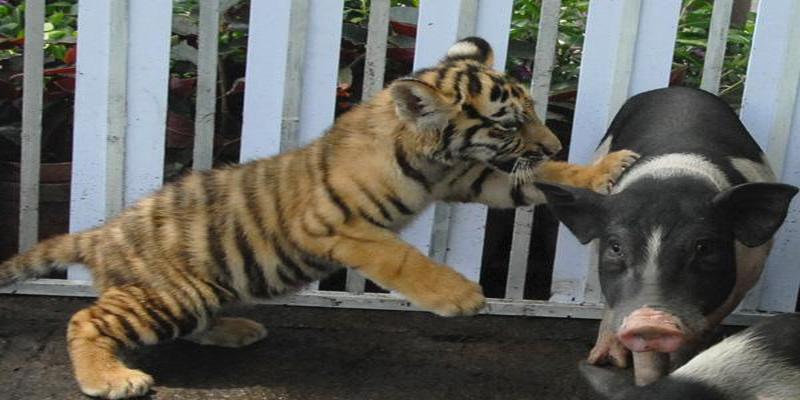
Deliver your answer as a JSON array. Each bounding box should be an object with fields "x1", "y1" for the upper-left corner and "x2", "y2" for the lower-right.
[
  {"x1": 579, "y1": 362, "x2": 630, "y2": 400},
  {"x1": 534, "y1": 182, "x2": 606, "y2": 244},
  {"x1": 712, "y1": 182, "x2": 798, "y2": 247}
]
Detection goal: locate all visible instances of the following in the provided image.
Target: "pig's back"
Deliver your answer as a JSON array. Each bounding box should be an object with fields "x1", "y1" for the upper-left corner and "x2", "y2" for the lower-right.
[{"x1": 602, "y1": 87, "x2": 770, "y2": 187}]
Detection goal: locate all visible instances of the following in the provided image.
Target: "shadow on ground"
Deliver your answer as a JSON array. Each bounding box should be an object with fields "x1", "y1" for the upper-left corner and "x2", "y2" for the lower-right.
[{"x1": 0, "y1": 295, "x2": 602, "y2": 400}]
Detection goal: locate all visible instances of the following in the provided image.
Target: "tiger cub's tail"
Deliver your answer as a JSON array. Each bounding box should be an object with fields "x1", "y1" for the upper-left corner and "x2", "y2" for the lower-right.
[{"x1": 0, "y1": 233, "x2": 85, "y2": 286}]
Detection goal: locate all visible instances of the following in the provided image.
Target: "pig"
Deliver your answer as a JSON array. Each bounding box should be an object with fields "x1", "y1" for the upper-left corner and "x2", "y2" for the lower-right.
[
  {"x1": 535, "y1": 87, "x2": 798, "y2": 384},
  {"x1": 579, "y1": 312, "x2": 800, "y2": 400}
]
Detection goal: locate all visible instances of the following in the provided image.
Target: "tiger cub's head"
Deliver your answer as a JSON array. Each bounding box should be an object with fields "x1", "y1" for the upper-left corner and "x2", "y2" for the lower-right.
[{"x1": 390, "y1": 37, "x2": 562, "y2": 183}]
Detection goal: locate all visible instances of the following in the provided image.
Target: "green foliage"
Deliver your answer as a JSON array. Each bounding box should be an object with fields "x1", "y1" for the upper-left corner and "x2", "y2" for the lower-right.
[
  {"x1": 508, "y1": 0, "x2": 754, "y2": 99},
  {"x1": 0, "y1": 1, "x2": 77, "y2": 63}
]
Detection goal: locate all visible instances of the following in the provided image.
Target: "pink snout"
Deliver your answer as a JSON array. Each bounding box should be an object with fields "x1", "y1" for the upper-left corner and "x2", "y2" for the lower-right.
[{"x1": 617, "y1": 307, "x2": 685, "y2": 353}]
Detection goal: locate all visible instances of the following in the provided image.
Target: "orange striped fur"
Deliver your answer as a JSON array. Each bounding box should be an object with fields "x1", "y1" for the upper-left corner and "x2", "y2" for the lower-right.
[{"x1": 0, "y1": 37, "x2": 637, "y2": 399}]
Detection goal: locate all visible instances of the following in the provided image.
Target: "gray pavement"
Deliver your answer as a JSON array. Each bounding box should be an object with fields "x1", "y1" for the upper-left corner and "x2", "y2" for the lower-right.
[{"x1": 0, "y1": 295, "x2": 603, "y2": 400}]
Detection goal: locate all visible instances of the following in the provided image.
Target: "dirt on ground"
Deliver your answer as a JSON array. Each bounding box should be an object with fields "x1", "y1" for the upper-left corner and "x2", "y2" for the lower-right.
[{"x1": 0, "y1": 295, "x2": 606, "y2": 400}]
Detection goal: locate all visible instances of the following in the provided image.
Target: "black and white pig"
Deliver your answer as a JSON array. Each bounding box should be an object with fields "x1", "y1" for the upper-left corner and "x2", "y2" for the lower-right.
[
  {"x1": 535, "y1": 87, "x2": 798, "y2": 384},
  {"x1": 580, "y1": 313, "x2": 800, "y2": 400}
]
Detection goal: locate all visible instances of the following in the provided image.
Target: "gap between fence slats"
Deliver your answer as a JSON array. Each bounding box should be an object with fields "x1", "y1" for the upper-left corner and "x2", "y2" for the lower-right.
[
  {"x1": 193, "y1": 0, "x2": 221, "y2": 170},
  {"x1": 700, "y1": 0, "x2": 733, "y2": 95},
  {"x1": 18, "y1": 0, "x2": 45, "y2": 252},
  {"x1": 506, "y1": 0, "x2": 561, "y2": 300},
  {"x1": 345, "y1": 0, "x2": 391, "y2": 293}
]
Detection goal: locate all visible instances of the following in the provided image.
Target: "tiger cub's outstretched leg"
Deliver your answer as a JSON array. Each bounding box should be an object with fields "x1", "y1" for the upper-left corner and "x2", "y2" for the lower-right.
[
  {"x1": 67, "y1": 286, "x2": 215, "y2": 399},
  {"x1": 185, "y1": 317, "x2": 268, "y2": 348}
]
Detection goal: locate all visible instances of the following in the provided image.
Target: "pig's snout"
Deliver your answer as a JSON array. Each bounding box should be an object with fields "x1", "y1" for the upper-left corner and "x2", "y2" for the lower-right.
[{"x1": 617, "y1": 307, "x2": 685, "y2": 353}]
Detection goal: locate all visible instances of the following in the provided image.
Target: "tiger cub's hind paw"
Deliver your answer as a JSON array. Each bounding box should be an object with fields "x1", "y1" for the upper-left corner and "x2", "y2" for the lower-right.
[
  {"x1": 77, "y1": 366, "x2": 154, "y2": 400},
  {"x1": 186, "y1": 317, "x2": 268, "y2": 348},
  {"x1": 591, "y1": 150, "x2": 640, "y2": 194}
]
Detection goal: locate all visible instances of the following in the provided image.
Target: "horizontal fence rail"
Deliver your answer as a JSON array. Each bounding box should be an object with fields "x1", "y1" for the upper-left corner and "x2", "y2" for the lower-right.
[{"x1": 4, "y1": 0, "x2": 799, "y2": 322}]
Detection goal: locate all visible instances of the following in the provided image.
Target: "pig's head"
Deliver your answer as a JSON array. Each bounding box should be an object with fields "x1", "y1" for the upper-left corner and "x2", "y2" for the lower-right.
[
  {"x1": 579, "y1": 362, "x2": 727, "y2": 400},
  {"x1": 536, "y1": 179, "x2": 797, "y2": 354}
]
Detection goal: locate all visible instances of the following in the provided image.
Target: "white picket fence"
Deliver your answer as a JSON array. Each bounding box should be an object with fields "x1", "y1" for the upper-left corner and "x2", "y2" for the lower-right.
[{"x1": 4, "y1": 0, "x2": 800, "y2": 325}]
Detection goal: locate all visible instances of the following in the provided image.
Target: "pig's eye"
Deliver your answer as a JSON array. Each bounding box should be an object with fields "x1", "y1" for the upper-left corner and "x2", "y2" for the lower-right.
[
  {"x1": 694, "y1": 239, "x2": 713, "y2": 256},
  {"x1": 608, "y1": 241, "x2": 623, "y2": 257}
]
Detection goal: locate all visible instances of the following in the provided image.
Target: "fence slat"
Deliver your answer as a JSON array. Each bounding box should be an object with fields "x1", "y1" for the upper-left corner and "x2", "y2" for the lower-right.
[
  {"x1": 549, "y1": 0, "x2": 642, "y2": 304},
  {"x1": 125, "y1": 0, "x2": 171, "y2": 204},
  {"x1": 18, "y1": 0, "x2": 45, "y2": 252},
  {"x1": 627, "y1": 0, "x2": 681, "y2": 97},
  {"x1": 699, "y1": 0, "x2": 733, "y2": 94},
  {"x1": 296, "y1": 0, "x2": 343, "y2": 146},
  {"x1": 507, "y1": 0, "x2": 561, "y2": 300},
  {"x1": 68, "y1": 0, "x2": 129, "y2": 280},
  {"x1": 360, "y1": 0, "x2": 390, "y2": 100},
  {"x1": 193, "y1": 0, "x2": 221, "y2": 170},
  {"x1": 240, "y1": 1, "x2": 293, "y2": 160},
  {"x1": 739, "y1": 0, "x2": 800, "y2": 312}
]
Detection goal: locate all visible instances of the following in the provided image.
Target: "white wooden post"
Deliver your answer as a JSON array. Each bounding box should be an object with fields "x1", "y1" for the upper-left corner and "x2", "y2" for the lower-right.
[
  {"x1": 18, "y1": 0, "x2": 45, "y2": 252},
  {"x1": 507, "y1": 0, "x2": 561, "y2": 300},
  {"x1": 296, "y1": 0, "x2": 344, "y2": 146},
  {"x1": 739, "y1": 0, "x2": 800, "y2": 312},
  {"x1": 700, "y1": 0, "x2": 734, "y2": 94},
  {"x1": 193, "y1": 0, "x2": 221, "y2": 170},
  {"x1": 124, "y1": 0, "x2": 171, "y2": 204},
  {"x1": 240, "y1": 0, "x2": 295, "y2": 160},
  {"x1": 69, "y1": 0, "x2": 129, "y2": 280},
  {"x1": 550, "y1": 0, "x2": 681, "y2": 304}
]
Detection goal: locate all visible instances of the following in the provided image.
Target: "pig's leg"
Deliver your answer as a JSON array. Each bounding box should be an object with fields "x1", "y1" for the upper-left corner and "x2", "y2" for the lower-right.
[
  {"x1": 705, "y1": 240, "x2": 771, "y2": 328},
  {"x1": 588, "y1": 307, "x2": 630, "y2": 368},
  {"x1": 633, "y1": 351, "x2": 670, "y2": 386}
]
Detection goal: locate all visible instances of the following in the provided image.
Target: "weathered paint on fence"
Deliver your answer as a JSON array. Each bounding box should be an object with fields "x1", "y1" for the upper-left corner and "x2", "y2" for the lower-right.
[{"x1": 18, "y1": 0, "x2": 45, "y2": 252}]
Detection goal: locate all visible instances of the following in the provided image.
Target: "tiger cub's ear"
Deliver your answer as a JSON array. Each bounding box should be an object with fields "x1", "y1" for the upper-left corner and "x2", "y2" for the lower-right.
[
  {"x1": 390, "y1": 78, "x2": 456, "y2": 133},
  {"x1": 443, "y1": 36, "x2": 494, "y2": 67}
]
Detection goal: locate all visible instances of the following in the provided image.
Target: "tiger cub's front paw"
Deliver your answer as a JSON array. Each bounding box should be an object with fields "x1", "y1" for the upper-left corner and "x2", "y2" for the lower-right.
[
  {"x1": 591, "y1": 150, "x2": 640, "y2": 194},
  {"x1": 407, "y1": 266, "x2": 486, "y2": 317}
]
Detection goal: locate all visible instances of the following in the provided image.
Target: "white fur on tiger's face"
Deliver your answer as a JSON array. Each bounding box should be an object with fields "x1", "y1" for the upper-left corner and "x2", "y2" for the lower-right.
[{"x1": 390, "y1": 37, "x2": 562, "y2": 186}]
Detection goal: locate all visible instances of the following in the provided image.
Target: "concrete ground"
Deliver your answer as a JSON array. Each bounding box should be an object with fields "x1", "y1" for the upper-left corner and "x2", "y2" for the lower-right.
[{"x1": 0, "y1": 295, "x2": 604, "y2": 400}]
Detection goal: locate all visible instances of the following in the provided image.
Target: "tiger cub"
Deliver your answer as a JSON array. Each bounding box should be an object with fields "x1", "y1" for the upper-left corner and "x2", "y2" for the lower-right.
[{"x1": 0, "y1": 37, "x2": 637, "y2": 399}]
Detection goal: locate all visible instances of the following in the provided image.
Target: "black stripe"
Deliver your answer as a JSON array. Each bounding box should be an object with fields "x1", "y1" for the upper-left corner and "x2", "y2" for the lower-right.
[
  {"x1": 435, "y1": 67, "x2": 449, "y2": 89},
  {"x1": 511, "y1": 185, "x2": 526, "y2": 207},
  {"x1": 451, "y1": 70, "x2": 465, "y2": 105},
  {"x1": 448, "y1": 165, "x2": 477, "y2": 186},
  {"x1": 466, "y1": 64, "x2": 482, "y2": 96},
  {"x1": 490, "y1": 84, "x2": 502, "y2": 102},
  {"x1": 500, "y1": 88, "x2": 509, "y2": 102},
  {"x1": 394, "y1": 142, "x2": 431, "y2": 191},
  {"x1": 320, "y1": 144, "x2": 353, "y2": 220},
  {"x1": 144, "y1": 296, "x2": 181, "y2": 339},
  {"x1": 359, "y1": 209, "x2": 391, "y2": 229},
  {"x1": 491, "y1": 107, "x2": 507, "y2": 118},
  {"x1": 202, "y1": 175, "x2": 234, "y2": 288},
  {"x1": 274, "y1": 242, "x2": 314, "y2": 285},
  {"x1": 152, "y1": 294, "x2": 198, "y2": 337},
  {"x1": 87, "y1": 314, "x2": 128, "y2": 349},
  {"x1": 459, "y1": 123, "x2": 488, "y2": 151},
  {"x1": 97, "y1": 305, "x2": 143, "y2": 346},
  {"x1": 388, "y1": 195, "x2": 413, "y2": 215},
  {"x1": 234, "y1": 221, "x2": 270, "y2": 298},
  {"x1": 355, "y1": 181, "x2": 393, "y2": 222},
  {"x1": 129, "y1": 300, "x2": 174, "y2": 341},
  {"x1": 470, "y1": 168, "x2": 494, "y2": 197}
]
